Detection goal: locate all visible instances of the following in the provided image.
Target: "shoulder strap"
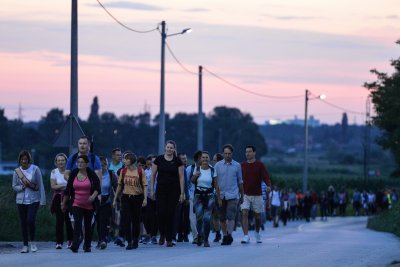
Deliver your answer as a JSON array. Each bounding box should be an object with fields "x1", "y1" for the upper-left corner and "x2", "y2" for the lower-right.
[
  {"x1": 71, "y1": 152, "x2": 79, "y2": 168},
  {"x1": 189, "y1": 164, "x2": 195, "y2": 177},
  {"x1": 210, "y1": 166, "x2": 215, "y2": 188}
]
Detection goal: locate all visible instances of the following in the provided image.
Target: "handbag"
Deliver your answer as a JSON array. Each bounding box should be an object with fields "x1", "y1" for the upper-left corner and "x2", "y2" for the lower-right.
[{"x1": 15, "y1": 168, "x2": 39, "y2": 191}]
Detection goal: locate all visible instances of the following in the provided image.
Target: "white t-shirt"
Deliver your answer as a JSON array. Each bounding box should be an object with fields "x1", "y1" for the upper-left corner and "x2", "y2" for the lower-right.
[
  {"x1": 50, "y1": 168, "x2": 67, "y2": 187},
  {"x1": 270, "y1": 190, "x2": 281, "y2": 207},
  {"x1": 196, "y1": 168, "x2": 216, "y2": 190}
]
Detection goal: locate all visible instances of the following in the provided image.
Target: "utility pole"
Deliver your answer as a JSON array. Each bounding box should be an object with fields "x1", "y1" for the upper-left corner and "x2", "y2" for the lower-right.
[
  {"x1": 197, "y1": 65, "x2": 203, "y2": 150},
  {"x1": 158, "y1": 21, "x2": 166, "y2": 155},
  {"x1": 303, "y1": 89, "x2": 309, "y2": 193}
]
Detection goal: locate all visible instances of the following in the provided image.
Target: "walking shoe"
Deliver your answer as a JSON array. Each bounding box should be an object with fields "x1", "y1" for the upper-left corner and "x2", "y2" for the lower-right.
[
  {"x1": 100, "y1": 241, "x2": 107, "y2": 249},
  {"x1": 115, "y1": 238, "x2": 125, "y2": 247},
  {"x1": 56, "y1": 243, "x2": 62, "y2": 249},
  {"x1": 21, "y1": 245, "x2": 29, "y2": 253},
  {"x1": 255, "y1": 232, "x2": 262, "y2": 243},
  {"x1": 95, "y1": 242, "x2": 101, "y2": 249},
  {"x1": 70, "y1": 246, "x2": 78, "y2": 253},
  {"x1": 151, "y1": 237, "x2": 158, "y2": 245},
  {"x1": 126, "y1": 243, "x2": 134, "y2": 250},
  {"x1": 197, "y1": 236, "x2": 204, "y2": 246},
  {"x1": 177, "y1": 234, "x2": 183, "y2": 242},
  {"x1": 166, "y1": 241, "x2": 173, "y2": 247},
  {"x1": 192, "y1": 237, "x2": 198, "y2": 244},
  {"x1": 172, "y1": 239, "x2": 177, "y2": 246},
  {"x1": 83, "y1": 246, "x2": 91, "y2": 253},
  {"x1": 213, "y1": 231, "x2": 221, "y2": 242},
  {"x1": 241, "y1": 235, "x2": 250, "y2": 244},
  {"x1": 67, "y1": 241, "x2": 73, "y2": 249},
  {"x1": 221, "y1": 235, "x2": 229, "y2": 246},
  {"x1": 159, "y1": 235, "x2": 165, "y2": 246},
  {"x1": 133, "y1": 240, "x2": 139, "y2": 249},
  {"x1": 227, "y1": 234, "x2": 234, "y2": 245},
  {"x1": 204, "y1": 240, "x2": 210, "y2": 247},
  {"x1": 142, "y1": 235, "x2": 150, "y2": 244},
  {"x1": 183, "y1": 235, "x2": 189, "y2": 242},
  {"x1": 30, "y1": 243, "x2": 38, "y2": 252}
]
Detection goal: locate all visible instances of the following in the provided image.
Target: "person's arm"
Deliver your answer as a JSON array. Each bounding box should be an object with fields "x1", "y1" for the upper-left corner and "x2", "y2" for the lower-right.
[
  {"x1": 237, "y1": 164, "x2": 244, "y2": 204},
  {"x1": 191, "y1": 169, "x2": 200, "y2": 184},
  {"x1": 35, "y1": 167, "x2": 46, "y2": 206},
  {"x1": 12, "y1": 171, "x2": 25, "y2": 192},
  {"x1": 261, "y1": 163, "x2": 272, "y2": 190},
  {"x1": 61, "y1": 175, "x2": 73, "y2": 212},
  {"x1": 141, "y1": 170, "x2": 148, "y2": 206},
  {"x1": 113, "y1": 172, "x2": 123, "y2": 207},
  {"x1": 150, "y1": 163, "x2": 158, "y2": 200},
  {"x1": 178, "y1": 165, "x2": 185, "y2": 202},
  {"x1": 88, "y1": 172, "x2": 101, "y2": 203},
  {"x1": 213, "y1": 177, "x2": 222, "y2": 207}
]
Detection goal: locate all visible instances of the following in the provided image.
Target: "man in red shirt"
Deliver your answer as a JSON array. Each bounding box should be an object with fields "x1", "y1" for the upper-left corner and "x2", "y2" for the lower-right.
[{"x1": 240, "y1": 145, "x2": 271, "y2": 244}]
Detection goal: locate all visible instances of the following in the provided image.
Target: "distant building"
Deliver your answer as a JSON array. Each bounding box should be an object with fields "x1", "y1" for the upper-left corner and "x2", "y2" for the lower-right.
[
  {"x1": 285, "y1": 115, "x2": 321, "y2": 127},
  {"x1": 0, "y1": 161, "x2": 17, "y2": 175}
]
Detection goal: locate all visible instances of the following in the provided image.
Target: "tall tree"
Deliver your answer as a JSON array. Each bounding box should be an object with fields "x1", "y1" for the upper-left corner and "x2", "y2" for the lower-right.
[
  {"x1": 364, "y1": 40, "x2": 400, "y2": 175},
  {"x1": 341, "y1": 113, "x2": 348, "y2": 143}
]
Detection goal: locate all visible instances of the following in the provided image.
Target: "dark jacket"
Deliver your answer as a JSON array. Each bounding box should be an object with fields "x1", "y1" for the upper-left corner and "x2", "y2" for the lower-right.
[{"x1": 64, "y1": 167, "x2": 101, "y2": 209}]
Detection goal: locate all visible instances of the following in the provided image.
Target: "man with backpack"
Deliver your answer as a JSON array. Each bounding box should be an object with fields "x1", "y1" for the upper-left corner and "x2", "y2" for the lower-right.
[
  {"x1": 240, "y1": 145, "x2": 271, "y2": 244},
  {"x1": 64, "y1": 136, "x2": 101, "y2": 182}
]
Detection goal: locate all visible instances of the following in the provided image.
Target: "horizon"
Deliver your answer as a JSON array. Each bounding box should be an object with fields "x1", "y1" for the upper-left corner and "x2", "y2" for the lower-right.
[{"x1": 1, "y1": 0, "x2": 399, "y2": 124}]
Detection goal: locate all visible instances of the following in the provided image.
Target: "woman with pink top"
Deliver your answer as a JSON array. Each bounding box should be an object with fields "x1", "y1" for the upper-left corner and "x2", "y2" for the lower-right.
[{"x1": 62, "y1": 155, "x2": 101, "y2": 253}]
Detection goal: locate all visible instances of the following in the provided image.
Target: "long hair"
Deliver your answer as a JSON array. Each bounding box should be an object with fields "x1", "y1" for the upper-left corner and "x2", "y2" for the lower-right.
[{"x1": 166, "y1": 140, "x2": 177, "y2": 157}]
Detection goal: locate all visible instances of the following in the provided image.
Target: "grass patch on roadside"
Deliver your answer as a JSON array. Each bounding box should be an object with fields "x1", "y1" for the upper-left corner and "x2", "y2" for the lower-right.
[{"x1": 367, "y1": 203, "x2": 400, "y2": 237}]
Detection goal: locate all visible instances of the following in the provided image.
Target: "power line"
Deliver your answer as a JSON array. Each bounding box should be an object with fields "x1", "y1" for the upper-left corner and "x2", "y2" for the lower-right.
[
  {"x1": 96, "y1": 0, "x2": 159, "y2": 33},
  {"x1": 318, "y1": 98, "x2": 365, "y2": 115},
  {"x1": 203, "y1": 67, "x2": 304, "y2": 99},
  {"x1": 165, "y1": 41, "x2": 197, "y2": 75}
]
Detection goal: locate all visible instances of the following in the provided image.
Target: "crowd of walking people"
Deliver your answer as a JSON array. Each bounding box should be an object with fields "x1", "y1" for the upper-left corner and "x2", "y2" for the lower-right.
[{"x1": 11, "y1": 136, "x2": 398, "y2": 253}]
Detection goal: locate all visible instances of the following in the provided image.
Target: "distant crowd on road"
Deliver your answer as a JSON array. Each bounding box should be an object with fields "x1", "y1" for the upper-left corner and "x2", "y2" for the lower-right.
[{"x1": 11, "y1": 136, "x2": 398, "y2": 253}]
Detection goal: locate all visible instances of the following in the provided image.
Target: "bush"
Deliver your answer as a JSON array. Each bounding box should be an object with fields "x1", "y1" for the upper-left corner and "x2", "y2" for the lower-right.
[{"x1": 367, "y1": 202, "x2": 400, "y2": 237}]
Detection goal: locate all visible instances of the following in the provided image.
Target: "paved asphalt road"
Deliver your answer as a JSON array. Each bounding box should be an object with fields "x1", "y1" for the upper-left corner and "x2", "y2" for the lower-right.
[{"x1": 1, "y1": 217, "x2": 399, "y2": 267}]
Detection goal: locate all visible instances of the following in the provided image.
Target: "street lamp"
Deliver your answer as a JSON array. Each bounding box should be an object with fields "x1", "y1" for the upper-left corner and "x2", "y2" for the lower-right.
[
  {"x1": 158, "y1": 21, "x2": 191, "y2": 154},
  {"x1": 303, "y1": 89, "x2": 326, "y2": 193}
]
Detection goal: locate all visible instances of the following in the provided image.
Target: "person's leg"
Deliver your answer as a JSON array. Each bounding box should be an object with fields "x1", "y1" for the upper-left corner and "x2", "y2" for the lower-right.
[
  {"x1": 27, "y1": 202, "x2": 39, "y2": 243},
  {"x1": 189, "y1": 198, "x2": 198, "y2": 240},
  {"x1": 226, "y1": 199, "x2": 238, "y2": 236},
  {"x1": 203, "y1": 195, "x2": 215, "y2": 242},
  {"x1": 122, "y1": 195, "x2": 133, "y2": 245},
  {"x1": 83, "y1": 209, "x2": 94, "y2": 250},
  {"x1": 219, "y1": 199, "x2": 228, "y2": 236},
  {"x1": 194, "y1": 195, "x2": 204, "y2": 241},
  {"x1": 174, "y1": 202, "x2": 183, "y2": 241},
  {"x1": 132, "y1": 195, "x2": 143, "y2": 247},
  {"x1": 156, "y1": 188, "x2": 168, "y2": 243},
  {"x1": 65, "y1": 209, "x2": 74, "y2": 244},
  {"x1": 241, "y1": 195, "x2": 251, "y2": 236},
  {"x1": 165, "y1": 187, "x2": 180, "y2": 243},
  {"x1": 71, "y1": 207, "x2": 83, "y2": 250},
  {"x1": 17, "y1": 204, "x2": 29, "y2": 246},
  {"x1": 55, "y1": 196, "x2": 64, "y2": 245}
]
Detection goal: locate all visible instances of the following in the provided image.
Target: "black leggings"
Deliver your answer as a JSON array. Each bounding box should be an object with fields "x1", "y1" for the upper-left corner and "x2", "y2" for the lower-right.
[
  {"x1": 53, "y1": 195, "x2": 73, "y2": 244},
  {"x1": 17, "y1": 202, "x2": 39, "y2": 246},
  {"x1": 144, "y1": 197, "x2": 158, "y2": 237},
  {"x1": 122, "y1": 194, "x2": 143, "y2": 243},
  {"x1": 157, "y1": 184, "x2": 180, "y2": 242},
  {"x1": 97, "y1": 202, "x2": 112, "y2": 243},
  {"x1": 72, "y1": 207, "x2": 94, "y2": 250}
]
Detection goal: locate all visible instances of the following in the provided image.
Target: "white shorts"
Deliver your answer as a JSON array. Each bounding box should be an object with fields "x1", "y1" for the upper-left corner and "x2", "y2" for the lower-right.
[{"x1": 240, "y1": 195, "x2": 263, "y2": 213}]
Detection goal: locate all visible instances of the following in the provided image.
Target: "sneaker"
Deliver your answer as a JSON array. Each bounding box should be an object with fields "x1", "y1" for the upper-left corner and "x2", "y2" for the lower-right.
[
  {"x1": 177, "y1": 234, "x2": 183, "y2": 242},
  {"x1": 192, "y1": 237, "x2": 198, "y2": 244},
  {"x1": 30, "y1": 243, "x2": 38, "y2": 252},
  {"x1": 83, "y1": 246, "x2": 91, "y2": 253},
  {"x1": 133, "y1": 240, "x2": 139, "y2": 249},
  {"x1": 100, "y1": 241, "x2": 107, "y2": 249},
  {"x1": 151, "y1": 237, "x2": 158, "y2": 245},
  {"x1": 166, "y1": 241, "x2": 173, "y2": 247},
  {"x1": 159, "y1": 236, "x2": 165, "y2": 246},
  {"x1": 172, "y1": 239, "x2": 177, "y2": 246},
  {"x1": 70, "y1": 247, "x2": 78, "y2": 253},
  {"x1": 67, "y1": 241, "x2": 73, "y2": 249},
  {"x1": 255, "y1": 232, "x2": 262, "y2": 243},
  {"x1": 197, "y1": 236, "x2": 204, "y2": 246},
  {"x1": 204, "y1": 240, "x2": 210, "y2": 247},
  {"x1": 221, "y1": 235, "x2": 229, "y2": 246},
  {"x1": 241, "y1": 235, "x2": 250, "y2": 244},
  {"x1": 183, "y1": 235, "x2": 189, "y2": 242},
  {"x1": 126, "y1": 243, "x2": 134, "y2": 250},
  {"x1": 213, "y1": 231, "x2": 221, "y2": 243},
  {"x1": 95, "y1": 242, "x2": 101, "y2": 249},
  {"x1": 21, "y1": 245, "x2": 29, "y2": 253},
  {"x1": 227, "y1": 234, "x2": 234, "y2": 245},
  {"x1": 115, "y1": 238, "x2": 125, "y2": 247},
  {"x1": 56, "y1": 244, "x2": 62, "y2": 249},
  {"x1": 143, "y1": 235, "x2": 150, "y2": 244}
]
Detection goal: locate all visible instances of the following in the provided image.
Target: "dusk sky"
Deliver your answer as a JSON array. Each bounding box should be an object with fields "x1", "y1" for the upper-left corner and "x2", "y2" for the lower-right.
[{"x1": 1, "y1": 0, "x2": 399, "y2": 124}]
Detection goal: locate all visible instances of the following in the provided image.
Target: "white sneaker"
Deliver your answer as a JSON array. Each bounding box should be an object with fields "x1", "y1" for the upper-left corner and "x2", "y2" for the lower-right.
[
  {"x1": 21, "y1": 245, "x2": 29, "y2": 253},
  {"x1": 241, "y1": 235, "x2": 250, "y2": 244},
  {"x1": 255, "y1": 232, "x2": 262, "y2": 243},
  {"x1": 30, "y1": 243, "x2": 38, "y2": 252},
  {"x1": 56, "y1": 244, "x2": 62, "y2": 249}
]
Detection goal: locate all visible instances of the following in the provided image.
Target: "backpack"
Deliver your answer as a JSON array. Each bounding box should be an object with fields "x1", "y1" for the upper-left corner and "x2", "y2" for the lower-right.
[
  {"x1": 193, "y1": 165, "x2": 215, "y2": 194},
  {"x1": 120, "y1": 166, "x2": 144, "y2": 191}
]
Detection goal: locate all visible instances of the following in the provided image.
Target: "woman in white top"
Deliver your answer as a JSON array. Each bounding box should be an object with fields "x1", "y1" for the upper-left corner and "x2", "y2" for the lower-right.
[
  {"x1": 12, "y1": 150, "x2": 46, "y2": 253},
  {"x1": 50, "y1": 153, "x2": 73, "y2": 249},
  {"x1": 191, "y1": 151, "x2": 221, "y2": 247}
]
